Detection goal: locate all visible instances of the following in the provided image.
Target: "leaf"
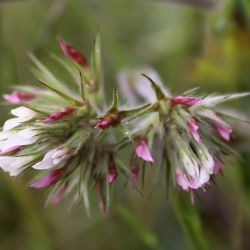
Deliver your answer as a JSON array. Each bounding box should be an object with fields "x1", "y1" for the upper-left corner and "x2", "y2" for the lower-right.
[
  {"x1": 116, "y1": 204, "x2": 163, "y2": 250},
  {"x1": 199, "y1": 93, "x2": 250, "y2": 107},
  {"x1": 142, "y1": 74, "x2": 165, "y2": 100},
  {"x1": 37, "y1": 80, "x2": 80, "y2": 106},
  {"x1": 170, "y1": 193, "x2": 209, "y2": 250},
  {"x1": 91, "y1": 31, "x2": 101, "y2": 87}
]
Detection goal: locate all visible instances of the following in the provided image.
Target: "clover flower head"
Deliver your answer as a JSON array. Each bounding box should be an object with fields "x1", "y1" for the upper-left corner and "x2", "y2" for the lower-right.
[{"x1": 0, "y1": 34, "x2": 249, "y2": 212}]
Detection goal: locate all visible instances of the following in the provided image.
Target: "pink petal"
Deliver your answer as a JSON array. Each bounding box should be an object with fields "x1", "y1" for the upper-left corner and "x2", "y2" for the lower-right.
[
  {"x1": 107, "y1": 160, "x2": 118, "y2": 184},
  {"x1": 213, "y1": 158, "x2": 222, "y2": 174},
  {"x1": 95, "y1": 115, "x2": 117, "y2": 129},
  {"x1": 213, "y1": 122, "x2": 232, "y2": 141},
  {"x1": 30, "y1": 168, "x2": 64, "y2": 188},
  {"x1": 170, "y1": 96, "x2": 201, "y2": 106},
  {"x1": 135, "y1": 137, "x2": 154, "y2": 163},
  {"x1": 38, "y1": 107, "x2": 75, "y2": 123},
  {"x1": 59, "y1": 39, "x2": 88, "y2": 67},
  {"x1": 0, "y1": 145, "x2": 23, "y2": 155},
  {"x1": 175, "y1": 168, "x2": 190, "y2": 190},
  {"x1": 130, "y1": 165, "x2": 140, "y2": 188},
  {"x1": 187, "y1": 118, "x2": 200, "y2": 142},
  {"x1": 3, "y1": 91, "x2": 35, "y2": 103},
  {"x1": 50, "y1": 184, "x2": 66, "y2": 204}
]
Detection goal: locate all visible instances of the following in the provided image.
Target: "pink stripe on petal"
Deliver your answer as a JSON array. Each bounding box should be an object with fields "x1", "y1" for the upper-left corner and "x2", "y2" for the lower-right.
[
  {"x1": 135, "y1": 137, "x2": 154, "y2": 163},
  {"x1": 30, "y1": 168, "x2": 64, "y2": 189}
]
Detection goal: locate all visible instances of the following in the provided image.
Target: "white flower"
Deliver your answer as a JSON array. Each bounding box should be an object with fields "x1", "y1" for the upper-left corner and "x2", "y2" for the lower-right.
[
  {"x1": 32, "y1": 147, "x2": 71, "y2": 170},
  {"x1": 0, "y1": 155, "x2": 34, "y2": 176},
  {"x1": 3, "y1": 106, "x2": 37, "y2": 131},
  {"x1": 0, "y1": 128, "x2": 38, "y2": 154},
  {"x1": 181, "y1": 151, "x2": 199, "y2": 178}
]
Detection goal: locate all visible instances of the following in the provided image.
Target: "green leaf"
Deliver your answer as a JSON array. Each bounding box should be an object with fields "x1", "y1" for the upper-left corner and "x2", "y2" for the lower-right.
[
  {"x1": 37, "y1": 80, "x2": 80, "y2": 106},
  {"x1": 171, "y1": 193, "x2": 209, "y2": 250},
  {"x1": 116, "y1": 204, "x2": 163, "y2": 250},
  {"x1": 91, "y1": 31, "x2": 101, "y2": 87},
  {"x1": 142, "y1": 74, "x2": 165, "y2": 100}
]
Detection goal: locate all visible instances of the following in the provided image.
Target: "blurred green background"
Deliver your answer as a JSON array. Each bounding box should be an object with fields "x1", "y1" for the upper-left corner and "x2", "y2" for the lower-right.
[{"x1": 0, "y1": 0, "x2": 250, "y2": 249}]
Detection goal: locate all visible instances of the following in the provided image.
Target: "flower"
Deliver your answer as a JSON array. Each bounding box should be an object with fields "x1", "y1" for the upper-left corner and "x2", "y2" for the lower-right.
[
  {"x1": 135, "y1": 137, "x2": 154, "y2": 163},
  {"x1": 187, "y1": 118, "x2": 200, "y2": 142},
  {"x1": 30, "y1": 168, "x2": 65, "y2": 188},
  {"x1": 95, "y1": 115, "x2": 117, "y2": 129},
  {"x1": 50, "y1": 184, "x2": 66, "y2": 204},
  {"x1": 0, "y1": 128, "x2": 38, "y2": 154},
  {"x1": 212, "y1": 121, "x2": 232, "y2": 141},
  {"x1": 3, "y1": 107, "x2": 37, "y2": 131},
  {"x1": 32, "y1": 147, "x2": 71, "y2": 170},
  {"x1": 38, "y1": 107, "x2": 75, "y2": 123},
  {"x1": 59, "y1": 39, "x2": 88, "y2": 67},
  {"x1": 107, "y1": 160, "x2": 118, "y2": 184},
  {"x1": 170, "y1": 96, "x2": 201, "y2": 106},
  {"x1": 130, "y1": 165, "x2": 140, "y2": 188},
  {"x1": 0, "y1": 155, "x2": 35, "y2": 176},
  {"x1": 3, "y1": 91, "x2": 35, "y2": 103}
]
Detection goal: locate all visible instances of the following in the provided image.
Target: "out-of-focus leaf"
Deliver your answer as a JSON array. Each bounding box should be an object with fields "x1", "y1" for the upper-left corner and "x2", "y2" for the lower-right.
[
  {"x1": 171, "y1": 193, "x2": 209, "y2": 250},
  {"x1": 116, "y1": 204, "x2": 164, "y2": 250}
]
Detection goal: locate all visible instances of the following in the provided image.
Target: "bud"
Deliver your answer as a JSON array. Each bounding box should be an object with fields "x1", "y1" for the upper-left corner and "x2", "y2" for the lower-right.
[
  {"x1": 170, "y1": 96, "x2": 201, "y2": 106},
  {"x1": 3, "y1": 91, "x2": 35, "y2": 103},
  {"x1": 31, "y1": 168, "x2": 64, "y2": 188},
  {"x1": 135, "y1": 137, "x2": 154, "y2": 163}
]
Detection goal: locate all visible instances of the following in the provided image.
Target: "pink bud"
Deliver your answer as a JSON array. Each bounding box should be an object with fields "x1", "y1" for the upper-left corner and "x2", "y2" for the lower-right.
[
  {"x1": 107, "y1": 160, "x2": 118, "y2": 184},
  {"x1": 187, "y1": 118, "x2": 200, "y2": 142},
  {"x1": 50, "y1": 184, "x2": 66, "y2": 204},
  {"x1": 95, "y1": 116, "x2": 117, "y2": 129},
  {"x1": 213, "y1": 158, "x2": 222, "y2": 174},
  {"x1": 130, "y1": 165, "x2": 140, "y2": 188},
  {"x1": 213, "y1": 122, "x2": 232, "y2": 141},
  {"x1": 135, "y1": 137, "x2": 154, "y2": 163},
  {"x1": 59, "y1": 39, "x2": 88, "y2": 67},
  {"x1": 170, "y1": 96, "x2": 201, "y2": 106},
  {"x1": 38, "y1": 107, "x2": 75, "y2": 123},
  {"x1": 30, "y1": 168, "x2": 64, "y2": 188},
  {"x1": 3, "y1": 91, "x2": 35, "y2": 103}
]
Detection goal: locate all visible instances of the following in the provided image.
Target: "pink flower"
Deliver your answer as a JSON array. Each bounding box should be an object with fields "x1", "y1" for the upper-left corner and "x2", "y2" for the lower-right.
[
  {"x1": 187, "y1": 118, "x2": 200, "y2": 142},
  {"x1": 135, "y1": 137, "x2": 154, "y2": 163},
  {"x1": 38, "y1": 107, "x2": 75, "y2": 123},
  {"x1": 50, "y1": 184, "x2": 66, "y2": 204},
  {"x1": 59, "y1": 39, "x2": 88, "y2": 67},
  {"x1": 30, "y1": 168, "x2": 64, "y2": 188},
  {"x1": 175, "y1": 167, "x2": 210, "y2": 191},
  {"x1": 95, "y1": 115, "x2": 117, "y2": 129},
  {"x1": 130, "y1": 165, "x2": 140, "y2": 188},
  {"x1": 170, "y1": 96, "x2": 201, "y2": 106},
  {"x1": 212, "y1": 122, "x2": 232, "y2": 141},
  {"x1": 213, "y1": 158, "x2": 222, "y2": 174},
  {"x1": 32, "y1": 147, "x2": 71, "y2": 170},
  {"x1": 3, "y1": 91, "x2": 35, "y2": 103},
  {"x1": 107, "y1": 160, "x2": 118, "y2": 184}
]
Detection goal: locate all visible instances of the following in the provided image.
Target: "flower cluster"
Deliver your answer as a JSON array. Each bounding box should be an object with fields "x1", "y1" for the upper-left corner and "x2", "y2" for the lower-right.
[{"x1": 0, "y1": 34, "x2": 249, "y2": 212}]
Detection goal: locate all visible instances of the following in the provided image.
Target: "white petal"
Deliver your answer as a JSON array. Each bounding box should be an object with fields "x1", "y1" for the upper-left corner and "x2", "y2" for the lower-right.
[
  {"x1": 11, "y1": 106, "x2": 37, "y2": 118},
  {"x1": 3, "y1": 118, "x2": 22, "y2": 131},
  {"x1": 0, "y1": 156, "x2": 33, "y2": 176}
]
